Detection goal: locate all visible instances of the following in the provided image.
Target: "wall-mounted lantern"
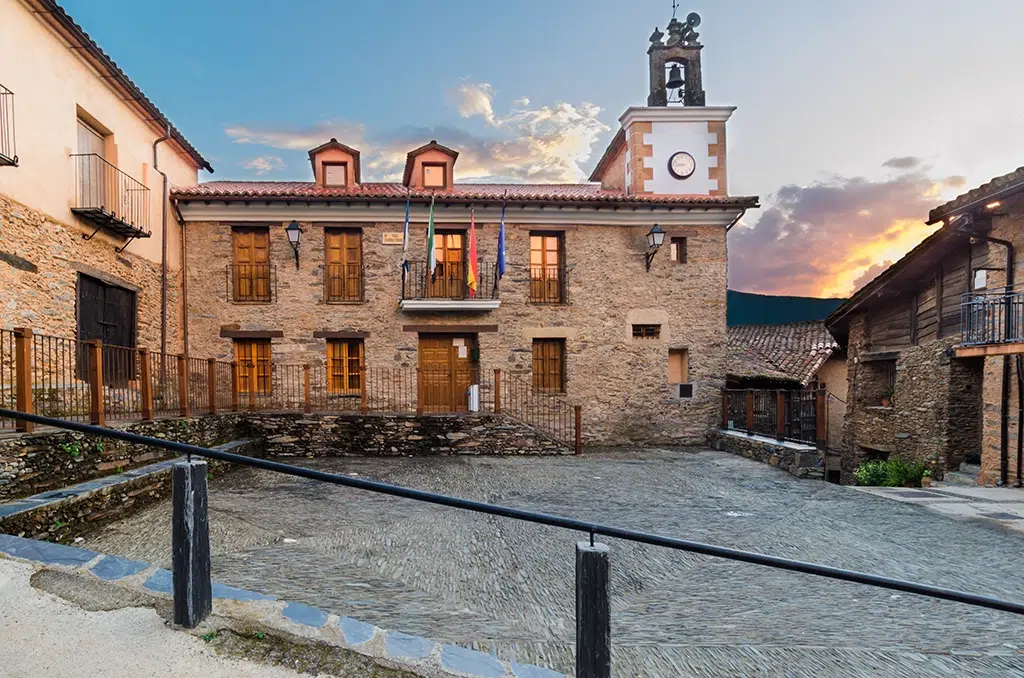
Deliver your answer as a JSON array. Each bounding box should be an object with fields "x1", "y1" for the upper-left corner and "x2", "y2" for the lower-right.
[
  {"x1": 645, "y1": 224, "x2": 666, "y2": 271},
  {"x1": 285, "y1": 220, "x2": 303, "y2": 269}
]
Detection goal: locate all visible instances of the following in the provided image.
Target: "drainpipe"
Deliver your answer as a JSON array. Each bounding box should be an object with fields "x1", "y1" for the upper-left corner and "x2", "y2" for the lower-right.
[
  {"x1": 177, "y1": 201, "x2": 189, "y2": 358},
  {"x1": 153, "y1": 125, "x2": 171, "y2": 358},
  {"x1": 725, "y1": 208, "x2": 747, "y2": 233},
  {"x1": 1017, "y1": 356, "x2": 1023, "y2": 487},
  {"x1": 971, "y1": 233, "x2": 1015, "y2": 486}
]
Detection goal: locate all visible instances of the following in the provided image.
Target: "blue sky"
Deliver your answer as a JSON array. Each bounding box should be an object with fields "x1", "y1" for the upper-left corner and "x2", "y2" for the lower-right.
[{"x1": 63, "y1": 0, "x2": 1024, "y2": 296}]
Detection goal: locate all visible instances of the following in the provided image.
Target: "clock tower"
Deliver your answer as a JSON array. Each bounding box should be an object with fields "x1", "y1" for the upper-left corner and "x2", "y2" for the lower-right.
[{"x1": 588, "y1": 9, "x2": 734, "y2": 197}]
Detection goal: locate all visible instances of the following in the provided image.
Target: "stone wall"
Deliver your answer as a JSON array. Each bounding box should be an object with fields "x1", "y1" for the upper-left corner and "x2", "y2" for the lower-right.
[
  {"x1": 0, "y1": 193, "x2": 182, "y2": 351},
  {"x1": 185, "y1": 218, "x2": 729, "y2": 446},
  {"x1": 707, "y1": 429, "x2": 824, "y2": 479},
  {"x1": 248, "y1": 413, "x2": 571, "y2": 457},
  {"x1": 0, "y1": 414, "x2": 248, "y2": 501}
]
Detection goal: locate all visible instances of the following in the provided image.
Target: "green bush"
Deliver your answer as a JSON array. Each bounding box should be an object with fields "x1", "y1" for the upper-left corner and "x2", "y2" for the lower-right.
[
  {"x1": 855, "y1": 458, "x2": 928, "y2": 487},
  {"x1": 854, "y1": 460, "x2": 888, "y2": 486}
]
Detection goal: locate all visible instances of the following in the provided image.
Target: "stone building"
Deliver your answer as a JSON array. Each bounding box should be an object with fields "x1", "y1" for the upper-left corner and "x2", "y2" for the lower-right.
[
  {"x1": 0, "y1": 0, "x2": 211, "y2": 355},
  {"x1": 827, "y1": 166, "x2": 1024, "y2": 485},
  {"x1": 170, "y1": 13, "x2": 759, "y2": 445}
]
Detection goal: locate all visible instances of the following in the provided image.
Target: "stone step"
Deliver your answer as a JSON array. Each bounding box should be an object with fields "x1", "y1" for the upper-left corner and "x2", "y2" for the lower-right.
[
  {"x1": 959, "y1": 462, "x2": 982, "y2": 476},
  {"x1": 944, "y1": 470, "x2": 979, "y2": 487}
]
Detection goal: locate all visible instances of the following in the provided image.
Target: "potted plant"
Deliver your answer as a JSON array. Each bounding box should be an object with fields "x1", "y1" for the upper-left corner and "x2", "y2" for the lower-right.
[
  {"x1": 921, "y1": 469, "x2": 933, "y2": 488},
  {"x1": 880, "y1": 386, "x2": 895, "y2": 408}
]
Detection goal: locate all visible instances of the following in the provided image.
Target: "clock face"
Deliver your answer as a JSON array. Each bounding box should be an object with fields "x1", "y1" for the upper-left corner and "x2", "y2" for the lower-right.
[{"x1": 668, "y1": 151, "x2": 696, "y2": 180}]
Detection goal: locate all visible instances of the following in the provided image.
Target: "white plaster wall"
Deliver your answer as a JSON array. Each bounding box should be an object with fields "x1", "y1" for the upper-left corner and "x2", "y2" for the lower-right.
[{"x1": 644, "y1": 121, "x2": 718, "y2": 195}]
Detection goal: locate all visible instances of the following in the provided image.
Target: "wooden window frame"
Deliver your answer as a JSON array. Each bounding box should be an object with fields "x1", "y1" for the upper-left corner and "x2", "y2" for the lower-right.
[
  {"x1": 668, "y1": 348, "x2": 689, "y2": 385},
  {"x1": 422, "y1": 162, "x2": 448, "y2": 189},
  {"x1": 322, "y1": 161, "x2": 349, "y2": 187},
  {"x1": 234, "y1": 339, "x2": 272, "y2": 395},
  {"x1": 231, "y1": 226, "x2": 272, "y2": 303},
  {"x1": 529, "y1": 232, "x2": 565, "y2": 304},
  {"x1": 430, "y1": 230, "x2": 465, "y2": 299},
  {"x1": 632, "y1": 324, "x2": 661, "y2": 339},
  {"x1": 324, "y1": 227, "x2": 363, "y2": 303},
  {"x1": 327, "y1": 339, "x2": 364, "y2": 395},
  {"x1": 670, "y1": 237, "x2": 687, "y2": 264},
  {"x1": 532, "y1": 339, "x2": 566, "y2": 393}
]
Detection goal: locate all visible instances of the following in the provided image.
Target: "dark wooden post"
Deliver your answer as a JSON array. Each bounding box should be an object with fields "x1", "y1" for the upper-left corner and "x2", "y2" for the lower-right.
[
  {"x1": 88, "y1": 339, "x2": 104, "y2": 426},
  {"x1": 139, "y1": 348, "x2": 153, "y2": 420},
  {"x1": 745, "y1": 389, "x2": 754, "y2": 436},
  {"x1": 303, "y1": 364, "x2": 311, "y2": 414},
  {"x1": 360, "y1": 366, "x2": 368, "y2": 415},
  {"x1": 776, "y1": 390, "x2": 786, "y2": 441},
  {"x1": 720, "y1": 390, "x2": 728, "y2": 429},
  {"x1": 177, "y1": 354, "x2": 189, "y2": 418},
  {"x1": 172, "y1": 460, "x2": 212, "y2": 628},
  {"x1": 494, "y1": 368, "x2": 502, "y2": 414},
  {"x1": 576, "y1": 541, "x2": 611, "y2": 678},
  {"x1": 207, "y1": 359, "x2": 217, "y2": 415},
  {"x1": 248, "y1": 361, "x2": 257, "y2": 412},
  {"x1": 415, "y1": 367, "x2": 423, "y2": 416},
  {"x1": 574, "y1": 405, "x2": 583, "y2": 456},
  {"x1": 816, "y1": 387, "x2": 827, "y2": 450},
  {"x1": 13, "y1": 327, "x2": 33, "y2": 433},
  {"x1": 230, "y1": 361, "x2": 239, "y2": 412}
]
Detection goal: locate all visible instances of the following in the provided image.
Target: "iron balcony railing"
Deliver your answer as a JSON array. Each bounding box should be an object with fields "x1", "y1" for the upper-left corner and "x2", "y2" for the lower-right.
[
  {"x1": 960, "y1": 285, "x2": 1024, "y2": 346},
  {"x1": 324, "y1": 263, "x2": 364, "y2": 303},
  {"x1": 226, "y1": 264, "x2": 276, "y2": 303},
  {"x1": 401, "y1": 260, "x2": 498, "y2": 300},
  {"x1": 0, "y1": 83, "x2": 16, "y2": 166},
  {"x1": 529, "y1": 265, "x2": 568, "y2": 304},
  {"x1": 70, "y1": 153, "x2": 151, "y2": 238},
  {"x1": 722, "y1": 388, "x2": 822, "y2": 446}
]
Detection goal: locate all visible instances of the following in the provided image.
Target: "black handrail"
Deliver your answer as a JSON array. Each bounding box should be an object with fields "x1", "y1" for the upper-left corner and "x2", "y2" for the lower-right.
[{"x1": 4, "y1": 407, "x2": 1024, "y2": 616}]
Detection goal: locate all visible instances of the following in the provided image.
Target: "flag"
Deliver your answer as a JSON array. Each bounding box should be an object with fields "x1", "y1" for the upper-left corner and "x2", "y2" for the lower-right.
[
  {"x1": 467, "y1": 208, "x2": 479, "y2": 298},
  {"x1": 401, "y1": 191, "x2": 410, "y2": 273},
  {"x1": 495, "y1": 196, "x2": 507, "y2": 288},
  {"x1": 426, "y1": 195, "x2": 437, "y2": 280}
]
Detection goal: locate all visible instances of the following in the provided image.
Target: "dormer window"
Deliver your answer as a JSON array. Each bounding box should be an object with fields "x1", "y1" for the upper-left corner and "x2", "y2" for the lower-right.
[
  {"x1": 423, "y1": 163, "x2": 447, "y2": 189},
  {"x1": 324, "y1": 162, "x2": 348, "y2": 187}
]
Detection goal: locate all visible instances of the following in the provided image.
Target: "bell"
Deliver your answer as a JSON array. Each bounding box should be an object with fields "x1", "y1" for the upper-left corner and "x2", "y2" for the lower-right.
[{"x1": 665, "y1": 63, "x2": 685, "y2": 90}]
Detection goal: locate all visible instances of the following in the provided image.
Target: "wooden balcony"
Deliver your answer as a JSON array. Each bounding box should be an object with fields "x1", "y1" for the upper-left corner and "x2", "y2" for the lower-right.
[{"x1": 955, "y1": 287, "x2": 1024, "y2": 357}]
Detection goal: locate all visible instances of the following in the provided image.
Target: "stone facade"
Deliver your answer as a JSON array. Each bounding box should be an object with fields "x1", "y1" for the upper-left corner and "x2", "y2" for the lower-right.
[
  {"x1": 184, "y1": 218, "x2": 730, "y2": 446},
  {"x1": 0, "y1": 193, "x2": 181, "y2": 350},
  {"x1": 707, "y1": 429, "x2": 824, "y2": 479}
]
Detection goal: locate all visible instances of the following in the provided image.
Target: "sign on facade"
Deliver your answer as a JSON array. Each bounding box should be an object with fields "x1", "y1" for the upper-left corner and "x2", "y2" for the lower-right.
[{"x1": 382, "y1": 233, "x2": 404, "y2": 245}]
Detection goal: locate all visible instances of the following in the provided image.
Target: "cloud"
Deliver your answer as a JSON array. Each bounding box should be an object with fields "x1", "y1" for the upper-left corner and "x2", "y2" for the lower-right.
[
  {"x1": 241, "y1": 155, "x2": 285, "y2": 175},
  {"x1": 944, "y1": 175, "x2": 968, "y2": 189},
  {"x1": 882, "y1": 156, "x2": 922, "y2": 170},
  {"x1": 225, "y1": 82, "x2": 609, "y2": 183},
  {"x1": 728, "y1": 169, "x2": 960, "y2": 297}
]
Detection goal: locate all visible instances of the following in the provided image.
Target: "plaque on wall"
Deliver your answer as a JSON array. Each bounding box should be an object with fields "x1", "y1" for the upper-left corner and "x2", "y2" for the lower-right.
[{"x1": 382, "y1": 232, "x2": 404, "y2": 245}]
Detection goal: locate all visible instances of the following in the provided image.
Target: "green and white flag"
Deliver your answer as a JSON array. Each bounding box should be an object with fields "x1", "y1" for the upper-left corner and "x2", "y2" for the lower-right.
[{"x1": 426, "y1": 194, "x2": 437, "y2": 278}]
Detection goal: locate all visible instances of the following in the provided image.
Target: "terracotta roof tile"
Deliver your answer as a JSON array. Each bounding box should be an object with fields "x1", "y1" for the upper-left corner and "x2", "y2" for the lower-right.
[
  {"x1": 928, "y1": 165, "x2": 1024, "y2": 223},
  {"x1": 171, "y1": 181, "x2": 759, "y2": 207},
  {"x1": 727, "y1": 321, "x2": 839, "y2": 385}
]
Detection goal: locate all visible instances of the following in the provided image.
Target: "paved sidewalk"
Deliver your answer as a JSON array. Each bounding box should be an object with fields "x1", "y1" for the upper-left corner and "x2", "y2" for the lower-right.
[
  {"x1": 0, "y1": 558, "x2": 304, "y2": 678},
  {"x1": 853, "y1": 483, "x2": 1024, "y2": 533}
]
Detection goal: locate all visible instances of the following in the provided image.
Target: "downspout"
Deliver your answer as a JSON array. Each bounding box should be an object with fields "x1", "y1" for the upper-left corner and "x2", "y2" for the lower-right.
[
  {"x1": 176, "y1": 200, "x2": 189, "y2": 358},
  {"x1": 153, "y1": 125, "x2": 171, "y2": 358},
  {"x1": 725, "y1": 208, "x2": 747, "y2": 233},
  {"x1": 1017, "y1": 356, "x2": 1023, "y2": 487}
]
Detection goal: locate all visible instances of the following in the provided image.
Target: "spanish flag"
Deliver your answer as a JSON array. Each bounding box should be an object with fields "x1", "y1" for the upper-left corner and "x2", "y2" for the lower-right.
[{"x1": 467, "y1": 208, "x2": 479, "y2": 297}]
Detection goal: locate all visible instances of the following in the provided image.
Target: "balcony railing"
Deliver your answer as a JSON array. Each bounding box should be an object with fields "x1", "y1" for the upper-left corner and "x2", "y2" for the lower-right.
[
  {"x1": 401, "y1": 260, "x2": 498, "y2": 301},
  {"x1": 960, "y1": 286, "x2": 1024, "y2": 346},
  {"x1": 722, "y1": 388, "x2": 823, "y2": 446},
  {"x1": 70, "y1": 153, "x2": 150, "y2": 238},
  {"x1": 0, "y1": 83, "x2": 16, "y2": 166},
  {"x1": 324, "y1": 263, "x2": 364, "y2": 303},
  {"x1": 529, "y1": 265, "x2": 568, "y2": 304},
  {"x1": 226, "y1": 264, "x2": 276, "y2": 303}
]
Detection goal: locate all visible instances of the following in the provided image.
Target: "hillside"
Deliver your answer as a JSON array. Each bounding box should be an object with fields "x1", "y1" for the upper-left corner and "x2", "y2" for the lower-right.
[{"x1": 727, "y1": 290, "x2": 846, "y2": 327}]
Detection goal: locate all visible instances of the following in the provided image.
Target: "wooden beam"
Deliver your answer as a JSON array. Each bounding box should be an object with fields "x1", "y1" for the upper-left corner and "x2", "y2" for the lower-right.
[
  {"x1": 139, "y1": 348, "x2": 153, "y2": 420},
  {"x1": 954, "y1": 342, "x2": 1024, "y2": 358},
  {"x1": 13, "y1": 328, "x2": 33, "y2": 433},
  {"x1": 88, "y1": 340, "x2": 104, "y2": 426}
]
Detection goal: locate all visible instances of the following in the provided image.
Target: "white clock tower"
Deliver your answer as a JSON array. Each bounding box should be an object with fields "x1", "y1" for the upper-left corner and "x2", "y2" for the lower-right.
[{"x1": 589, "y1": 10, "x2": 733, "y2": 198}]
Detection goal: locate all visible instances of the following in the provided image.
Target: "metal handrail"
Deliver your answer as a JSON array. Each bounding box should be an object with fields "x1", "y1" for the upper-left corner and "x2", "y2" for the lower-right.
[
  {"x1": 3, "y1": 407, "x2": 1024, "y2": 616},
  {"x1": 70, "y1": 153, "x2": 151, "y2": 234}
]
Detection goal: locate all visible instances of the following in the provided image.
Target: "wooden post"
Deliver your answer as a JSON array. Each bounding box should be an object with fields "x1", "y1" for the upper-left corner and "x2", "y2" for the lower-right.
[
  {"x1": 360, "y1": 366, "x2": 368, "y2": 415},
  {"x1": 207, "y1": 359, "x2": 217, "y2": 415},
  {"x1": 303, "y1": 364, "x2": 311, "y2": 414},
  {"x1": 248, "y1": 361, "x2": 257, "y2": 412},
  {"x1": 494, "y1": 368, "x2": 502, "y2": 414},
  {"x1": 745, "y1": 389, "x2": 754, "y2": 436},
  {"x1": 12, "y1": 327, "x2": 33, "y2": 433},
  {"x1": 230, "y1": 361, "x2": 239, "y2": 412},
  {"x1": 574, "y1": 405, "x2": 583, "y2": 456},
  {"x1": 172, "y1": 460, "x2": 212, "y2": 628},
  {"x1": 576, "y1": 541, "x2": 611, "y2": 678},
  {"x1": 88, "y1": 339, "x2": 104, "y2": 426},
  {"x1": 415, "y1": 367, "x2": 423, "y2": 416},
  {"x1": 139, "y1": 348, "x2": 153, "y2": 420},
  {"x1": 816, "y1": 387, "x2": 827, "y2": 450},
  {"x1": 177, "y1": 354, "x2": 189, "y2": 418},
  {"x1": 776, "y1": 391, "x2": 786, "y2": 441},
  {"x1": 720, "y1": 390, "x2": 728, "y2": 429}
]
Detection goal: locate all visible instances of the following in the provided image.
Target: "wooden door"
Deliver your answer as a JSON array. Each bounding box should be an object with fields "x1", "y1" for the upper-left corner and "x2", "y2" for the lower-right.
[
  {"x1": 77, "y1": 119, "x2": 105, "y2": 208},
  {"x1": 530, "y1": 234, "x2": 562, "y2": 303},
  {"x1": 418, "y1": 334, "x2": 477, "y2": 411},
  {"x1": 77, "y1": 275, "x2": 138, "y2": 383},
  {"x1": 430, "y1": 233, "x2": 464, "y2": 299},
  {"x1": 325, "y1": 229, "x2": 361, "y2": 301},
  {"x1": 233, "y1": 228, "x2": 270, "y2": 301}
]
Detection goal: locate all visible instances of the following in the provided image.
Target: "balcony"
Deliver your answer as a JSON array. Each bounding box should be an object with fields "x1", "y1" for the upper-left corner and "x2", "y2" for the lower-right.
[
  {"x1": 400, "y1": 260, "x2": 500, "y2": 311},
  {"x1": 957, "y1": 286, "x2": 1024, "y2": 357},
  {"x1": 324, "y1": 263, "x2": 364, "y2": 303},
  {"x1": 529, "y1": 265, "x2": 568, "y2": 304},
  {"x1": 0, "y1": 83, "x2": 17, "y2": 166},
  {"x1": 71, "y1": 153, "x2": 151, "y2": 238},
  {"x1": 226, "y1": 264, "x2": 276, "y2": 303}
]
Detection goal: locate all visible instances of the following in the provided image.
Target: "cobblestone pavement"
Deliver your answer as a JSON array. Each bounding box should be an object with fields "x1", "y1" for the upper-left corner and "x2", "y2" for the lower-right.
[{"x1": 84, "y1": 449, "x2": 1024, "y2": 677}]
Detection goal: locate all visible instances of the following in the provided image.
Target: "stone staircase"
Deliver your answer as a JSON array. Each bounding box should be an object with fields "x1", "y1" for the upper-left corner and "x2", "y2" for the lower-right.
[{"x1": 944, "y1": 462, "x2": 981, "y2": 487}]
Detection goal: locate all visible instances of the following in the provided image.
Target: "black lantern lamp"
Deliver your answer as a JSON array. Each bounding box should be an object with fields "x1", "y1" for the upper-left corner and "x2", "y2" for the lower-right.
[
  {"x1": 285, "y1": 220, "x2": 303, "y2": 269},
  {"x1": 645, "y1": 224, "x2": 666, "y2": 271}
]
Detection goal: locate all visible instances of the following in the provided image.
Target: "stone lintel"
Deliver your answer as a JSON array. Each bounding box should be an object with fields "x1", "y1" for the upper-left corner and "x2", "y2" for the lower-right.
[
  {"x1": 219, "y1": 329, "x2": 284, "y2": 339},
  {"x1": 312, "y1": 331, "x2": 369, "y2": 339},
  {"x1": 403, "y1": 324, "x2": 499, "y2": 334}
]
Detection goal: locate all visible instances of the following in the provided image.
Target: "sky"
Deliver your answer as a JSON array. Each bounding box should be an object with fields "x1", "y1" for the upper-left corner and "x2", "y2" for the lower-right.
[{"x1": 62, "y1": 0, "x2": 1024, "y2": 299}]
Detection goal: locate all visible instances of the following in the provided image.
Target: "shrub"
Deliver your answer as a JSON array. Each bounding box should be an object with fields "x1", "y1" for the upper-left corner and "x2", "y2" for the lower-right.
[
  {"x1": 855, "y1": 458, "x2": 928, "y2": 487},
  {"x1": 854, "y1": 460, "x2": 888, "y2": 486}
]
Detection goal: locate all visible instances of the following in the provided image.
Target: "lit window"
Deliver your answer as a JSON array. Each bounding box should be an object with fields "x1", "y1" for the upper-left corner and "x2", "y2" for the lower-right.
[
  {"x1": 423, "y1": 163, "x2": 446, "y2": 188},
  {"x1": 328, "y1": 339, "x2": 363, "y2": 394},
  {"x1": 324, "y1": 163, "x2": 348, "y2": 186},
  {"x1": 670, "y1": 237, "x2": 687, "y2": 264},
  {"x1": 632, "y1": 324, "x2": 661, "y2": 339},
  {"x1": 235, "y1": 339, "x2": 272, "y2": 395}
]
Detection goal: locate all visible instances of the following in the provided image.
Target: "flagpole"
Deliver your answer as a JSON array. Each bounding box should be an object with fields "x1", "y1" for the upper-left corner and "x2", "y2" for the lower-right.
[{"x1": 495, "y1": 190, "x2": 507, "y2": 293}]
